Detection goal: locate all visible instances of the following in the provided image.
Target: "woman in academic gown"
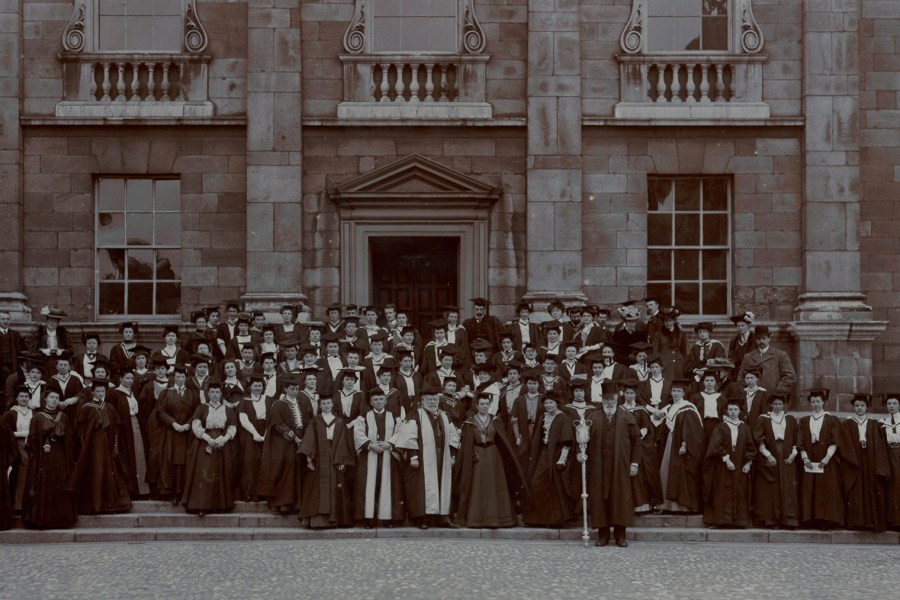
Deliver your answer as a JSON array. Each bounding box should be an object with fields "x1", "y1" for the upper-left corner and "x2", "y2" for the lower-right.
[
  {"x1": 657, "y1": 380, "x2": 703, "y2": 513},
  {"x1": 797, "y1": 389, "x2": 848, "y2": 528},
  {"x1": 108, "y1": 321, "x2": 141, "y2": 377},
  {"x1": 155, "y1": 365, "x2": 199, "y2": 502},
  {"x1": 3, "y1": 386, "x2": 33, "y2": 511},
  {"x1": 181, "y1": 381, "x2": 238, "y2": 515},
  {"x1": 454, "y1": 394, "x2": 524, "y2": 528},
  {"x1": 523, "y1": 392, "x2": 574, "y2": 526},
  {"x1": 703, "y1": 398, "x2": 757, "y2": 528},
  {"x1": 0, "y1": 415, "x2": 18, "y2": 530},
  {"x1": 355, "y1": 388, "x2": 406, "y2": 527},
  {"x1": 22, "y1": 389, "x2": 77, "y2": 529},
  {"x1": 107, "y1": 368, "x2": 148, "y2": 498},
  {"x1": 620, "y1": 380, "x2": 664, "y2": 513},
  {"x1": 881, "y1": 394, "x2": 900, "y2": 529},
  {"x1": 237, "y1": 375, "x2": 271, "y2": 501},
  {"x1": 841, "y1": 394, "x2": 889, "y2": 532},
  {"x1": 67, "y1": 379, "x2": 132, "y2": 515},
  {"x1": 752, "y1": 393, "x2": 800, "y2": 528},
  {"x1": 651, "y1": 307, "x2": 688, "y2": 381},
  {"x1": 299, "y1": 396, "x2": 356, "y2": 528}
]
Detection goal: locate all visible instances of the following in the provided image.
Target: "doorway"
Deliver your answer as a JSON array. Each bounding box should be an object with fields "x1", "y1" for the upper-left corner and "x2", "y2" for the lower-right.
[{"x1": 370, "y1": 236, "x2": 459, "y2": 332}]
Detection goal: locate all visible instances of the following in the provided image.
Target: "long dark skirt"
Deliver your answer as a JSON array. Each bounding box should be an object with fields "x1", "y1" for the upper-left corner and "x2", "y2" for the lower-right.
[{"x1": 523, "y1": 447, "x2": 572, "y2": 526}]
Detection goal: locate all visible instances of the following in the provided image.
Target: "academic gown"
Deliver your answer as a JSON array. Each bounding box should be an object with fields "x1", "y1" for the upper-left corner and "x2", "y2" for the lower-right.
[
  {"x1": 181, "y1": 403, "x2": 238, "y2": 513},
  {"x1": 140, "y1": 379, "x2": 169, "y2": 493},
  {"x1": 652, "y1": 328, "x2": 688, "y2": 381},
  {"x1": 402, "y1": 408, "x2": 455, "y2": 521},
  {"x1": 624, "y1": 404, "x2": 665, "y2": 509},
  {"x1": 156, "y1": 388, "x2": 200, "y2": 497},
  {"x1": 299, "y1": 413, "x2": 356, "y2": 527},
  {"x1": 658, "y1": 402, "x2": 703, "y2": 513},
  {"x1": 106, "y1": 387, "x2": 143, "y2": 497},
  {"x1": 453, "y1": 414, "x2": 524, "y2": 528},
  {"x1": 257, "y1": 396, "x2": 312, "y2": 512},
  {"x1": 841, "y1": 417, "x2": 889, "y2": 531},
  {"x1": 797, "y1": 414, "x2": 848, "y2": 527},
  {"x1": 751, "y1": 413, "x2": 800, "y2": 527},
  {"x1": 584, "y1": 407, "x2": 641, "y2": 528},
  {"x1": 67, "y1": 401, "x2": 132, "y2": 514},
  {"x1": 884, "y1": 415, "x2": 900, "y2": 529},
  {"x1": 703, "y1": 420, "x2": 757, "y2": 527},
  {"x1": 0, "y1": 418, "x2": 18, "y2": 530},
  {"x1": 523, "y1": 411, "x2": 574, "y2": 526},
  {"x1": 355, "y1": 409, "x2": 405, "y2": 521},
  {"x1": 509, "y1": 394, "x2": 544, "y2": 471},
  {"x1": 237, "y1": 395, "x2": 274, "y2": 500},
  {"x1": 22, "y1": 408, "x2": 77, "y2": 529}
]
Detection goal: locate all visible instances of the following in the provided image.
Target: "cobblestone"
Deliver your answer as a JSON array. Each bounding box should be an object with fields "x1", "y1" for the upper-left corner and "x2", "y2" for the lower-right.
[{"x1": 0, "y1": 540, "x2": 896, "y2": 600}]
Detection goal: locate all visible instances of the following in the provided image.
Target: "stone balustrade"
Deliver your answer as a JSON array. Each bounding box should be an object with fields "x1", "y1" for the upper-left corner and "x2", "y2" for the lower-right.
[
  {"x1": 615, "y1": 54, "x2": 769, "y2": 120},
  {"x1": 56, "y1": 53, "x2": 214, "y2": 119},
  {"x1": 338, "y1": 53, "x2": 492, "y2": 119}
]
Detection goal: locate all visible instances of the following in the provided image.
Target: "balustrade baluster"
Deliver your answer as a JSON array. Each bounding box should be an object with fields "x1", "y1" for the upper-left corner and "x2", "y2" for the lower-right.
[
  {"x1": 175, "y1": 63, "x2": 185, "y2": 100},
  {"x1": 439, "y1": 65, "x2": 449, "y2": 102},
  {"x1": 424, "y1": 64, "x2": 435, "y2": 102},
  {"x1": 670, "y1": 63, "x2": 682, "y2": 103},
  {"x1": 685, "y1": 64, "x2": 696, "y2": 103},
  {"x1": 90, "y1": 64, "x2": 98, "y2": 100},
  {"x1": 101, "y1": 62, "x2": 111, "y2": 101},
  {"x1": 130, "y1": 63, "x2": 140, "y2": 101},
  {"x1": 379, "y1": 63, "x2": 390, "y2": 102},
  {"x1": 147, "y1": 63, "x2": 156, "y2": 101},
  {"x1": 161, "y1": 63, "x2": 171, "y2": 101},
  {"x1": 368, "y1": 65, "x2": 377, "y2": 101},
  {"x1": 409, "y1": 63, "x2": 420, "y2": 103},
  {"x1": 714, "y1": 64, "x2": 725, "y2": 102},
  {"x1": 394, "y1": 62, "x2": 406, "y2": 103},
  {"x1": 640, "y1": 63, "x2": 649, "y2": 101},
  {"x1": 116, "y1": 62, "x2": 126, "y2": 101},
  {"x1": 728, "y1": 64, "x2": 735, "y2": 101},
  {"x1": 655, "y1": 63, "x2": 667, "y2": 102},
  {"x1": 699, "y1": 63, "x2": 710, "y2": 103}
]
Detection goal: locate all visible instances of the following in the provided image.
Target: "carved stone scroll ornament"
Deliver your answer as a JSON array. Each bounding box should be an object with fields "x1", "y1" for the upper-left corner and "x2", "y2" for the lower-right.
[
  {"x1": 738, "y1": 0, "x2": 764, "y2": 53},
  {"x1": 619, "y1": 0, "x2": 645, "y2": 54},
  {"x1": 462, "y1": 0, "x2": 486, "y2": 54},
  {"x1": 184, "y1": 0, "x2": 209, "y2": 53},
  {"x1": 343, "y1": 0, "x2": 367, "y2": 54},
  {"x1": 61, "y1": 0, "x2": 87, "y2": 52}
]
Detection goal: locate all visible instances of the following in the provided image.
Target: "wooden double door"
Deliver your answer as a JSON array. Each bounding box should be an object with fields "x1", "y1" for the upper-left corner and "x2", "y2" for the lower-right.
[{"x1": 369, "y1": 236, "x2": 459, "y2": 333}]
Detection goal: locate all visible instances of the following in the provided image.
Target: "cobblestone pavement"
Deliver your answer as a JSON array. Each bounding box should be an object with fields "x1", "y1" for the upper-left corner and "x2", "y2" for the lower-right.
[{"x1": 0, "y1": 540, "x2": 895, "y2": 600}]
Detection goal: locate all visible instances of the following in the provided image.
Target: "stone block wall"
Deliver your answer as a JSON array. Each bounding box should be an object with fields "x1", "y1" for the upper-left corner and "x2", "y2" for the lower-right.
[
  {"x1": 579, "y1": 0, "x2": 803, "y2": 118},
  {"x1": 300, "y1": 0, "x2": 528, "y2": 118},
  {"x1": 22, "y1": 128, "x2": 247, "y2": 320},
  {"x1": 860, "y1": 0, "x2": 900, "y2": 392},
  {"x1": 582, "y1": 129, "x2": 803, "y2": 318},
  {"x1": 301, "y1": 127, "x2": 527, "y2": 317}
]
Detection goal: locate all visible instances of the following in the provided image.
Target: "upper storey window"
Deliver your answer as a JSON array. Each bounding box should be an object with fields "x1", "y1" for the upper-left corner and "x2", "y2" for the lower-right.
[
  {"x1": 646, "y1": 0, "x2": 728, "y2": 52},
  {"x1": 97, "y1": 0, "x2": 184, "y2": 52},
  {"x1": 372, "y1": 0, "x2": 458, "y2": 53}
]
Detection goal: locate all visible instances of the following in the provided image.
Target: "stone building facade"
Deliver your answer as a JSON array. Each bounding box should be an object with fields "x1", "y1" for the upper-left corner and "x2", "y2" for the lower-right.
[{"x1": 0, "y1": 0, "x2": 897, "y2": 407}]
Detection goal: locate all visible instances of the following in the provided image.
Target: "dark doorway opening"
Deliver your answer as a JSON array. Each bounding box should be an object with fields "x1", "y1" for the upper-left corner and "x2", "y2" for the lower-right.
[{"x1": 370, "y1": 236, "x2": 459, "y2": 333}]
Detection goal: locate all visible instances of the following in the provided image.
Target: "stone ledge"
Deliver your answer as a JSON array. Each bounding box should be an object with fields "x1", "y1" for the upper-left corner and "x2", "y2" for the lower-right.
[
  {"x1": 614, "y1": 102, "x2": 771, "y2": 120},
  {"x1": 584, "y1": 116, "x2": 805, "y2": 128},
  {"x1": 20, "y1": 116, "x2": 246, "y2": 127},
  {"x1": 337, "y1": 102, "x2": 493, "y2": 120},
  {"x1": 56, "y1": 101, "x2": 215, "y2": 119},
  {"x1": 304, "y1": 117, "x2": 526, "y2": 128}
]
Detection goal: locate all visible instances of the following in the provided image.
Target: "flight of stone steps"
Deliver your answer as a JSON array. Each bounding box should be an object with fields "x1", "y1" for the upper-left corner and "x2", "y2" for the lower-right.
[{"x1": 2, "y1": 501, "x2": 898, "y2": 544}]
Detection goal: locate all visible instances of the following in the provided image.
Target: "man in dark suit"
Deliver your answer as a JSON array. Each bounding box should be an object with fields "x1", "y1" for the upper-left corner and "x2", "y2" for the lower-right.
[
  {"x1": 738, "y1": 325, "x2": 797, "y2": 405},
  {"x1": 462, "y1": 297, "x2": 504, "y2": 349},
  {"x1": 0, "y1": 310, "x2": 22, "y2": 408}
]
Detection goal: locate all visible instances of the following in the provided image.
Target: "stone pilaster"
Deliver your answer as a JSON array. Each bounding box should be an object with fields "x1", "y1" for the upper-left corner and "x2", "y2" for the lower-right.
[
  {"x1": 242, "y1": 1, "x2": 307, "y2": 319},
  {"x1": 523, "y1": 0, "x2": 586, "y2": 310},
  {"x1": 791, "y1": 0, "x2": 886, "y2": 409},
  {"x1": 0, "y1": 4, "x2": 29, "y2": 321}
]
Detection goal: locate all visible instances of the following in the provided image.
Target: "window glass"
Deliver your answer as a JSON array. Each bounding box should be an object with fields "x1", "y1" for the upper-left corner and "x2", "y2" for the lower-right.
[
  {"x1": 646, "y1": 0, "x2": 729, "y2": 52},
  {"x1": 98, "y1": 0, "x2": 183, "y2": 52},
  {"x1": 373, "y1": 0, "x2": 458, "y2": 52}
]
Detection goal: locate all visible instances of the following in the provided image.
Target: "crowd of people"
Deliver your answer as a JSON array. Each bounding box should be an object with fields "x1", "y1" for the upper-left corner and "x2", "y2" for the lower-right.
[{"x1": 1, "y1": 298, "x2": 899, "y2": 547}]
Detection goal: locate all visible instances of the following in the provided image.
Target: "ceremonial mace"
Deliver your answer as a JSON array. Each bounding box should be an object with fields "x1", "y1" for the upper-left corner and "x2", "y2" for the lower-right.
[{"x1": 574, "y1": 416, "x2": 593, "y2": 548}]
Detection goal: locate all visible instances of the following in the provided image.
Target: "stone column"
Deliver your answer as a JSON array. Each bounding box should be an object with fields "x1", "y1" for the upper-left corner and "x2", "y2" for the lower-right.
[
  {"x1": 522, "y1": 0, "x2": 587, "y2": 311},
  {"x1": 0, "y1": 5, "x2": 30, "y2": 321},
  {"x1": 791, "y1": 0, "x2": 886, "y2": 409},
  {"x1": 242, "y1": 1, "x2": 308, "y2": 320}
]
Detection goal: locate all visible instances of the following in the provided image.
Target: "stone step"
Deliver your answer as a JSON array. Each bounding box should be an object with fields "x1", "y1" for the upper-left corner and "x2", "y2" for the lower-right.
[{"x1": 1, "y1": 526, "x2": 898, "y2": 545}]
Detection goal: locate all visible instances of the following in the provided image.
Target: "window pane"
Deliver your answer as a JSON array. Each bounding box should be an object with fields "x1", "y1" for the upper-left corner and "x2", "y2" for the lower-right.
[
  {"x1": 155, "y1": 179, "x2": 181, "y2": 211},
  {"x1": 97, "y1": 213, "x2": 125, "y2": 246},
  {"x1": 99, "y1": 282, "x2": 125, "y2": 316},
  {"x1": 154, "y1": 213, "x2": 181, "y2": 246},
  {"x1": 702, "y1": 16, "x2": 728, "y2": 50},
  {"x1": 128, "y1": 282, "x2": 154, "y2": 315},
  {"x1": 703, "y1": 214, "x2": 729, "y2": 246},
  {"x1": 675, "y1": 214, "x2": 700, "y2": 245},
  {"x1": 127, "y1": 249, "x2": 155, "y2": 280},
  {"x1": 648, "y1": 214, "x2": 673, "y2": 246},
  {"x1": 97, "y1": 179, "x2": 125, "y2": 211},
  {"x1": 156, "y1": 250, "x2": 181, "y2": 281},
  {"x1": 648, "y1": 249, "x2": 672, "y2": 281},
  {"x1": 98, "y1": 249, "x2": 125, "y2": 281},
  {"x1": 675, "y1": 179, "x2": 701, "y2": 211},
  {"x1": 702, "y1": 249, "x2": 728, "y2": 280},
  {"x1": 674, "y1": 283, "x2": 700, "y2": 314},
  {"x1": 127, "y1": 213, "x2": 153, "y2": 245},
  {"x1": 703, "y1": 178, "x2": 728, "y2": 211},
  {"x1": 674, "y1": 250, "x2": 700, "y2": 280},
  {"x1": 156, "y1": 282, "x2": 181, "y2": 315},
  {"x1": 127, "y1": 179, "x2": 153, "y2": 212},
  {"x1": 702, "y1": 283, "x2": 728, "y2": 315},
  {"x1": 649, "y1": 179, "x2": 673, "y2": 212},
  {"x1": 673, "y1": 17, "x2": 702, "y2": 51},
  {"x1": 646, "y1": 283, "x2": 672, "y2": 307},
  {"x1": 703, "y1": 0, "x2": 728, "y2": 16}
]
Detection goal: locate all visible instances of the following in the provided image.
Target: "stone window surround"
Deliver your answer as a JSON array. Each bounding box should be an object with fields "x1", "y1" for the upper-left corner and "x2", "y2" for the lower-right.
[
  {"x1": 57, "y1": 0, "x2": 212, "y2": 119},
  {"x1": 339, "y1": 0, "x2": 491, "y2": 120},
  {"x1": 615, "y1": 0, "x2": 769, "y2": 120}
]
